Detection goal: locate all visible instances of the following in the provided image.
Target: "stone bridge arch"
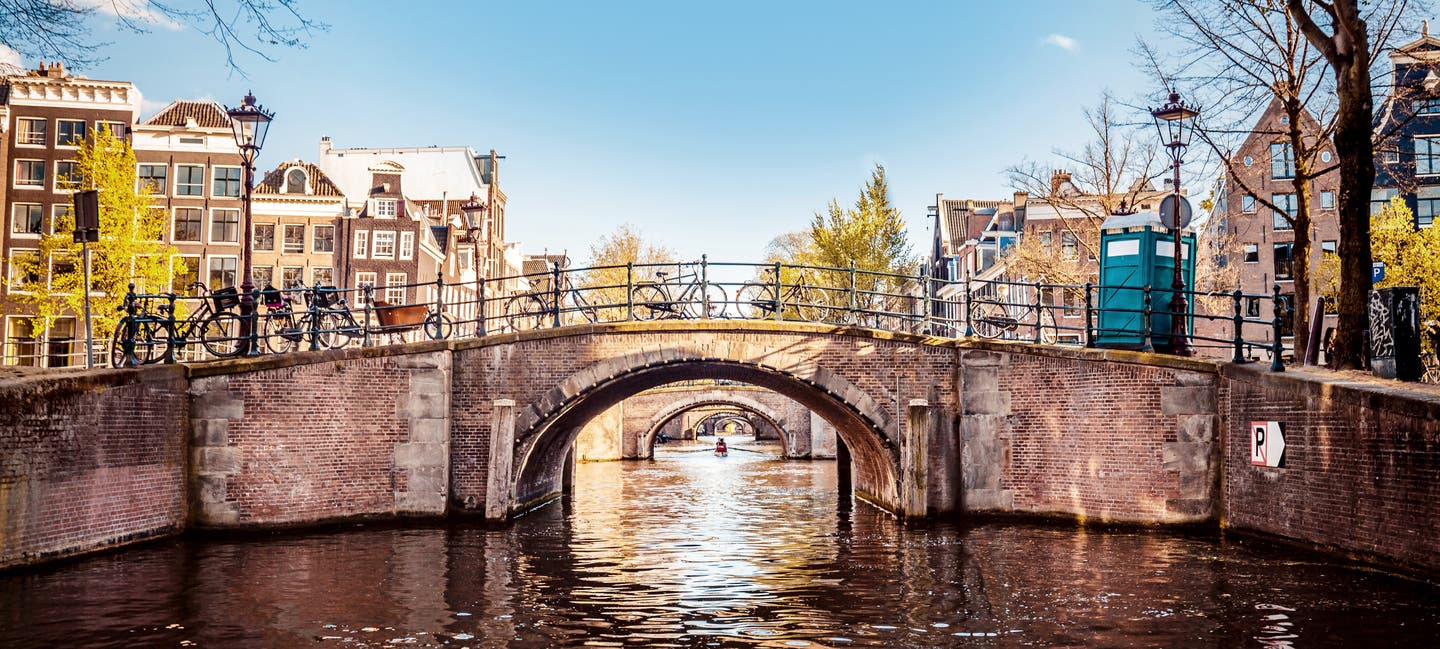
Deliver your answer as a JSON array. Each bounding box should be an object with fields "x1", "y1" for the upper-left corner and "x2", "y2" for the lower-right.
[{"x1": 639, "y1": 392, "x2": 792, "y2": 458}]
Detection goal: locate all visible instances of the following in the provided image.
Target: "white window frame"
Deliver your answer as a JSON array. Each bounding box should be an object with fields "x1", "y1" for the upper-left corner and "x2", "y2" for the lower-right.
[
  {"x1": 1320, "y1": 191, "x2": 1335, "y2": 210},
  {"x1": 11, "y1": 203, "x2": 44, "y2": 238},
  {"x1": 96, "y1": 121, "x2": 125, "y2": 138},
  {"x1": 312, "y1": 266, "x2": 334, "y2": 287},
  {"x1": 137, "y1": 163, "x2": 168, "y2": 195},
  {"x1": 372, "y1": 230, "x2": 396, "y2": 259},
  {"x1": 1415, "y1": 135, "x2": 1440, "y2": 176},
  {"x1": 253, "y1": 223, "x2": 276, "y2": 252},
  {"x1": 399, "y1": 231, "x2": 415, "y2": 260},
  {"x1": 55, "y1": 119, "x2": 86, "y2": 148},
  {"x1": 14, "y1": 159, "x2": 45, "y2": 189},
  {"x1": 207, "y1": 255, "x2": 239, "y2": 290},
  {"x1": 51, "y1": 205, "x2": 74, "y2": 232},
  {"x1": 1241, "y1": 195, "x2": 1256, "y2": 213},
  {"x1": 1243, "y1": 244, "x2": 1259, "y2": 263},
  {"x1": 174, "y1": 164, "x2": 206, "y2": 197},
  {"x1": 173, "y1": 207, "x2": 204, "y2": 243},
  {"x1": 211, "y1": 165, "x2": 243, "y2": 198},
  {"x1": 313, "y1": 225, "x2": 335, "y2": 253},
  {"x1": 4, "y1": 315, "x2": 41, "y2": 367},
  {"x1": 282, "y1": 224, "x2": 305, "y2": 254},
  {"x1": 53, "y1": 160, "x2": 82, "y2": 193},
  {"x1": 209, "y1": 208, "x2": 241, "y2": 244},
  {"x1": 8, "y1": 249, "x2": 42, "y2": 293},
  {"x1": 384, "y1": 272, "x2": 407, "y2": 304},
  {"x1": 375, "y1": 199, "x2": 398, "y2": 218},
  {"x1": 353, "y1": 230, "x2": 369, "y2": 259},
  {"x1": 48, "y1": 251, "x2": 79, "y2": 294},
  {"x1": 280, "y1": 266, "x2": 305, "y2": 289},
  {"x1": 171, "y1": 254, "x2": 202, "y2": 294},
  {"x1": 16, "y1": 118, "x2": 47, "y2": 147}
]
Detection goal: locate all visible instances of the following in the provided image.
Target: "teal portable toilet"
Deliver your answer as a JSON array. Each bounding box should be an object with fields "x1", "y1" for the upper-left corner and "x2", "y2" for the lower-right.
[{"x1": 1095, "y1": 211, "x2": 1195, "y2": 350}]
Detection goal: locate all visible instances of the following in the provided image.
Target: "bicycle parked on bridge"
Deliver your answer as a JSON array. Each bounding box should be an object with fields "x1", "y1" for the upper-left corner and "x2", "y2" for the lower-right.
[
  {"x1": 969, "y1": 287, "x2": 1058, "y2": 345},
  {"x1": 736, "y1": 266, "x2": 834, "y2": 322},
  {"x1": 631, "y1": 263, "x2": 727, "y2": 320},
  {"x1": 111, "y1": 282, "x2": 243, "y2": 367},
  {"x1": 503, "y1": 270, "x2": 605, "y2": 332}
]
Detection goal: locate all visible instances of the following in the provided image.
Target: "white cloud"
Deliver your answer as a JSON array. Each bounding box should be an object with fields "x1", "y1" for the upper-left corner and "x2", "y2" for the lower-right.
[
  {"x1": 1044, "y1": 34, "x2": 1078, "y2": 51},
  {"x1": 76, "y1": 0, "x2": 183, "y2": 31},
  {"x1": 0, "y1": 43, "x2": 22, "y2": 68}
]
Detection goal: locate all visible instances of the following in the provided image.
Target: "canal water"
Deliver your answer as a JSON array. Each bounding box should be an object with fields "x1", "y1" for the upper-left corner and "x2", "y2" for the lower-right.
[{"x1": 2, "y1": 439, "x2": 1438, "y2": 648}]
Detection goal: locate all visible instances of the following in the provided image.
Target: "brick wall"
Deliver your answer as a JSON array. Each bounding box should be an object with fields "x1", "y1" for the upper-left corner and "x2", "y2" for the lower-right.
[
  {"x1": 1221, "y1": 364, "x2": 1440, "y2": 575},
  {"x1": 188, "y1": 348, "x2": 449, "y2": 527},
  {"x1": 960, "y1": 343, "x2": 1219, "y2": 524},
  {"x1": 0, "y1": 366, "x2": 188, "y2": 569}
]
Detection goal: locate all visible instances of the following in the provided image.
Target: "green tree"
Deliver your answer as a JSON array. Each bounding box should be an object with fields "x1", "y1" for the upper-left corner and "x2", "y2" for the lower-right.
[
  {"x1": 578, "y1": 223, "x2": 676, "y2": 318},
  {"x1": 12, "y1": 126, "x2": 182, "y2": 341},
  {"x1": 807, "y1": 164, "x2": 913, "y2": 275},
  {"x1": 1370, "y1": 198, "x2": 1440, "y2": 323}
]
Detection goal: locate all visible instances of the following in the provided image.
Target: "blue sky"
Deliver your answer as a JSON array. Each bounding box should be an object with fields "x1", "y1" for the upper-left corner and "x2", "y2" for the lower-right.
[{"x1": 26, "y1": 1, "x2": 1172, "y2": 264}]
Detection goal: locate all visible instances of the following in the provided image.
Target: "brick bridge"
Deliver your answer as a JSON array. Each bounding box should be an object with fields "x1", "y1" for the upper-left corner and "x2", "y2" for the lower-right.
[{"x1": 8, "y1": 319, "x2": 1440, "y2": 577}]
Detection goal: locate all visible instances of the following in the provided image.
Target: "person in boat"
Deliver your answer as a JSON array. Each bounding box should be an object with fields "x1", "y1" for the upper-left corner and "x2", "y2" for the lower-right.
[{"x1": 715, "y1": 438, "x2": 728, "y2": 455}]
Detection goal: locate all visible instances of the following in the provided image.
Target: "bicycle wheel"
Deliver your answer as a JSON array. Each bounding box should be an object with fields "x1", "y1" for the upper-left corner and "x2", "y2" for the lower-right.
[
  {"x1": 683, "y1": 283, "x2": 728, "y2": 319},
  {"x1": 263, "y1": 310, "x2": 302, "y2": 354},
  {"x1": 630, "y1": 284, "x2": 670, "y2": 320},
  {"x1": 737, "y1": 283, "x2": 775, "y2": 320},
  {"x1": 505, "y1": 295, "x2": 547, "y2": 331},
  {"x1": 969, "y1": 300, "x2": 1008, "y2": 339},
  {"x1": 298, "y1": 312, "x2": 336, "y2": 350},
  {"x1": 199, "y1": 312, "x2": 243, "y2": 358},
  {"x1": 794, "y1": 286, "x2": 833, "y2": 323},
  {"x1": 111, "y1": 316, "x2": 167, "y2": 367},
  {"x1": 1036, "y1": 307, "x2": 1059, "y2": 345},
  {"x1": 424, "y1": 312, "x2": 455, "y2": 340}
]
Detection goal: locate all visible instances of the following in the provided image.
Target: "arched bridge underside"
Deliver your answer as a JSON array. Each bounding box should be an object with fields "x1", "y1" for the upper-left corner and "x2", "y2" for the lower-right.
[
  {"x1": 451, "y1": 321, "x2": 959, "y2": 518},
  {"x1": 640, "y1": 393, "x2": 792, "y2": 458}
]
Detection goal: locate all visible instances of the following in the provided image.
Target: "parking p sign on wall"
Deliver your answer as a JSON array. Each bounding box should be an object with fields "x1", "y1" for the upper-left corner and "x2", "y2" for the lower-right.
[{"x1": 1250, "y1": 421, "x2": 1286, "y2": 468}]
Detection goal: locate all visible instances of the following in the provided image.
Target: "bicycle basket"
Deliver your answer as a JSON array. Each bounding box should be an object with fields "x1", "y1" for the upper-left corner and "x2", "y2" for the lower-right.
[
  {"x1": 211, "y1": 286, "x2": 240, "y2": 311},
  {"x1": 311, "y1": 286, "x2": 341, "y2": 308},
  {"x1": 260, "y1": 285, "x2": 284, "y2": 309}
]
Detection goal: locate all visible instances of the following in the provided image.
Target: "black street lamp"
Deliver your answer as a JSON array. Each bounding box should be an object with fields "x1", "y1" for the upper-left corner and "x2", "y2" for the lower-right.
[
  {"x1": 1151, "y1": 91, "x2": 1199, "y2": 357},
  {"x1": 226, "y1": 91, "x2": 274, "y2": 357},
  {"x1": 460, "y1": 194, "x2": 487, "y2": 335}
]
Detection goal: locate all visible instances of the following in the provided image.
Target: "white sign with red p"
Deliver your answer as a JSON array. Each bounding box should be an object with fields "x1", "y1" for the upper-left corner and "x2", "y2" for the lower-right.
[{"x1": 1250, "y1": 421, "x2": 1286, "y2": 468}]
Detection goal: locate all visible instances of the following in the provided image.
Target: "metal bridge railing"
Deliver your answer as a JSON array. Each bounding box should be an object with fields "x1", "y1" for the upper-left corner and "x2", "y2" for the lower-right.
[{"x1": 103, "y1": 258, "x2": 1304, "y2": 372}]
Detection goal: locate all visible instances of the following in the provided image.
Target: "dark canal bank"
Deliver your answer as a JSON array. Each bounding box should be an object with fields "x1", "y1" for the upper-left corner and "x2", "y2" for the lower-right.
[{"x1": 2, "y1": 440, "x2": 1437, "y2": 648}]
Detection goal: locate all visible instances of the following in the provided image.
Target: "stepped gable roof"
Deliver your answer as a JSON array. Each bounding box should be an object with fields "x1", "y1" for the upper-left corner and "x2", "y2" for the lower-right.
[
  {"x1": 255, "y1": 160, "x2": 345, "y2": 197},
  {"x1": 143, "y1": 100, "x2": 232, "y2": 128}
]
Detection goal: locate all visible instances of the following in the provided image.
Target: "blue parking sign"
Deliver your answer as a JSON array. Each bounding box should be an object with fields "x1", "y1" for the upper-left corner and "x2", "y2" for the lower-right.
[{"x1": 1372, "y1": 261, "x2": 1386, "y2": 284}]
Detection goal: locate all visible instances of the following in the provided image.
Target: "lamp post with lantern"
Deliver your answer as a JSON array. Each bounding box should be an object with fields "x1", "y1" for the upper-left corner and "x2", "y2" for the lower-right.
[
  {"x1": 460, "y1": 194, "x2": 487, "y2": 335},
  {"x1": 225, "y1": 91, "x2": 274, "y2": 357},
  {"x1": 1150, "y1": 91, "x2": 1199, "y2": 357}
]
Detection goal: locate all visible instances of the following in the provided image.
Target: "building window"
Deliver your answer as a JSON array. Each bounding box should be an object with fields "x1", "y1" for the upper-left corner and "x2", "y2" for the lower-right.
[
  {"x1": 356, "y1": 272, "x2": 377, "y2": 304},
  {"x1": 15, "y1": 160, "x2": 45, "y2": 188},
  {"x1": 1371, "y1": 187, "x2": 1400, "y2": 215},
  {"x1": 172, "y1": 255, "x2": 200, "y2": 293},
  {"x1": 11, "y1": 204, "x2": 44, "y2": 236},
  {"x1": 1060, "y1": 232, "x2": 1077, "y2": 259},
  {"x1": 1271, "y1": 193, "x2": 1296, "y2": 230},
  {"x1": 176, "y1": 165, "x2": 205, "y2": 196},
  {"x1": 1270, "y1": 142, "x2": 1295, "y2": 179},
  {"x1": 1418, "y1": 198, "x2": 1439, "y2": 228},
  {"x1": 138, "y1": 164, "x2": 168, "y2": 194},
  {"x1": 385, "y1": 273, "x2": 407, "y2": 304},
  {"x1": 212, "y1": 167, "x2": 242, "y2": 198},
  {"x1": 281, "y1": 266, "x2": 304, "y2": 288},
  {"x1": 1320, "y1": 191, "x2": 1335, "y2": 210},
  {"x1": 248, "y1": 265, "x2": 271, "y2": 289},
  {"x1": 1273, "y1": 242, "x2": 1294, "y2": 280},
  {"x1": 353, "y1": 230, "x2": 369, "y2": 259},
  {"x1": 1418, "y1": 98, "x2": 1440, "y2": 115},
  {"x1": 253, "y1": 224, "x2": 275, "y2": 251},
  {"x1": 1322, "y1": 240, "x2": 1337, "y2": 256},
  {"x1": 399, "y1": 231, "x2": 415, "y2": 260},
  {"x1": 375, "y1": 199, "x2": 398, "y2": 218},
  {"x1": 208, "y1": 257, "x2": 238, "y2": 289},
  {"x1": 1243, "y1": 244, "x2": 1259, "y2": 263},
  {"x1": 1241, "y1": 195, "x2": 1256, "y2": 213},
  {"x1": 96, "y1": 121, "x2": 125, "y2": 138},
  {"x1": 55, "y1": 161, "x2": 82, "y2": 191},
  {"x1": 52, "y1": 205, "x2": 74, "y2": 232},
  {"x1": 4, "y1": 318, "x2": 39, "y2": 367},
  {"x1": 285, "y1": 168, "x2": 307, "y2": 194},
  {"x1": 1246, "y1": 297, "x2": 1261, "y2": 318},
  {"x1": 282, "y1": 224, "x2": 305, "y2": 254},
  {"x1": 313, "y1": 225, "x2": 335, "y2": 253},
  {"x1": 372, "y1": 230, "x2": 396, "y2": 259},
  {"x1": 173, "y1": 208, "x2": 203, "y2": 242},
  {"x1": 49, "y1": 253, "x2": 78, "y2": 291},
  {"x1": 8, "y1": 250, "x2": 42, "y2": 290},
  {"x1": 312, "y1": 267, "x2": 334, "y2": 287},
  {"x1": 1416, "y1": 137, "x2": 1440, "y2": 175},
  {"x1": 16, "y1": 118, "x2": 47, "y2": 146},
  {"x1": 1039, "y1": 231, "x2": 1053, "y2": 253},
  {"x1": 211, "y1": 209, "x2": 240, "y2": 243},
  {"x1": 56, "y1": 119, "x2": 86, "y2": 147}
]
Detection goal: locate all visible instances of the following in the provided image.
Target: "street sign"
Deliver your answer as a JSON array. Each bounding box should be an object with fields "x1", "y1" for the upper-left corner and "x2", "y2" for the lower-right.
[
  {"x1": 1159, "y1": 195, "x2": 1193, "y2": 230},
  {"x1": 1372, "y1": 261, "x2": 1386, "y2": 284},
  {"x1": 1249, "y1": 421, "x2": 1286, "y2": 468}
]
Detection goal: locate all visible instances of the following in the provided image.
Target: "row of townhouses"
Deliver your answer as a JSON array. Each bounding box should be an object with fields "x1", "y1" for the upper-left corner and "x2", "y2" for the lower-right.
[
  {"x1": 931, "y1": 29, "x2": 1438, "y2": 357},
  {"x1": 1, "y1": 61, "x2": 523, "y2": 367}
]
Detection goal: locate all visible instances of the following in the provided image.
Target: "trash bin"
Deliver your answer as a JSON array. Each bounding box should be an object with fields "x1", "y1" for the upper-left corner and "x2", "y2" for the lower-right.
[
  {"x1": 1094, "y1": 211, "x2": 1194, "y2": 349},
  {"x1": 1368, "y1": 286, "x2": 1422, "y2": 380}
]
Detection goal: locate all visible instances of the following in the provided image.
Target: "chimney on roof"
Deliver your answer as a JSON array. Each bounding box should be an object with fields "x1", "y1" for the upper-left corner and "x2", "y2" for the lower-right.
[
  {"x1": 1050, "y1": 170, "x2": 1072, "y2": 196},
  {"x1": 1013, "y1": 191, "x2": 1028, "y2": 209},
  {"x1": 319, "y1": 136, "x2": 332, "y2": 156}
]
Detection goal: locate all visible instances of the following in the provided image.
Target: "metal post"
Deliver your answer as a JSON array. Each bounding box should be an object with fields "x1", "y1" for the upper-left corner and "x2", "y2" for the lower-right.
[
  {"x1": 700, "y1": 254, "x2": 711, "y2": 319},
  {"x1": 551, "y1": 263, "x2": 563, "y2": 328},
  {"x1": 1083, "y1": 282, "x2": 1094, "y2": 348},
  {"x1": 80, "y1": 239, "x2": 94, "y2": 368},
  {"x1": 362, "y1": 284, "x2": 374, "y2": 347},
  {"x1": 239, "y1": 155, "x2": 261, "y2": 357},
  {"x1": 1231, "y1": 289, "x2": 1245, "y2": 363},
  {"x1": 1141, "y1": 285, "x2": 1154, "y2": 353},
  {"x1": 848, "y1": 261, "x2": 857, "y2": 325},
  {"x1": 1270, "y1": 283, "x2": 1286, "y2": 372},
  {"x1": 308, "y1": 281, "x2": 321, "y2": 352},
  {"x1": 163, "y1": 292, "x2": 178, "y2": 364},
  {"x1": 921, "y1": 267, "x2": 932, "y2": 335},
  {"x1": 626, "y1": 262, "x2": 635, "y2": 322},
  {"x1": 432, "y1": 277, "x2": 445, "y2": 340},
  {"x1": 963, "y1": 273, "x2": 973, "y2": 338},
  {"x1": 1168, "y1": 158, "x2": 1191, "y2": 357},
  {"x1": 477, "y1": 276, "x2": 486, "y2": 337},
  {"x1": 772, "y1": 262, "x2": 783, "y2": 321},
  {"x1": 121, "y1": 284, "x2": 138, "y2": 368},
  {"x1": 1032, "y1": 279, "x2": 1044, "y2": 343}
]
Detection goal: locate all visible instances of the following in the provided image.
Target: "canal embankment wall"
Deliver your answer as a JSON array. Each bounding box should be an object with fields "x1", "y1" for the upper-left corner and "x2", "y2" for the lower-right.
[{"x1": 0, "y1": 365, "x2": 188, "y2": 569}]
